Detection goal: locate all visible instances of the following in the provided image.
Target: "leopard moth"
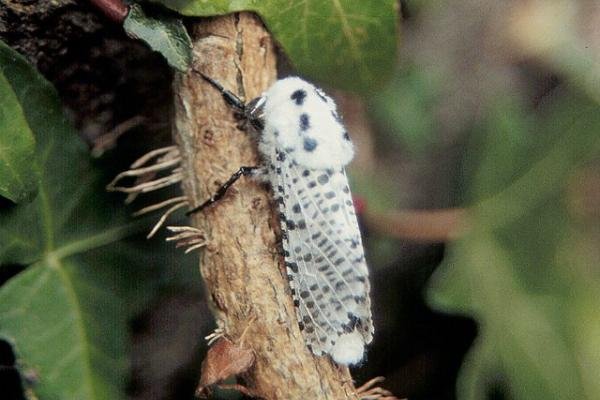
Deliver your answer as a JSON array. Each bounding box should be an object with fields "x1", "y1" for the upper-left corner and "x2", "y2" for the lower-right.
[{"x1": 189, "y1": 74, "x2": 374, "y2": 366}]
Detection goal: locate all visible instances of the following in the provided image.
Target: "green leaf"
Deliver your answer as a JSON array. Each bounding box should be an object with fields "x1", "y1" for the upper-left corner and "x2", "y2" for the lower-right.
[
  {"x1": 0, "y1": 45, "x2": 154, "y2": 399},
  {"x1": 0, "y1": 41, "x2": 40, "y2": 203},
  {"x1": 368, "y1": 65, "x2": 442, "y2": 153},
  {"x1": 151, "y1": 0, "x2": 398, "y2": 92},
  {"x1": 427, "y1": 90, "x2": 600, "y2": 400},
  {"x1": 124, "y1": 4, "x2": 192, "y2": 71}
]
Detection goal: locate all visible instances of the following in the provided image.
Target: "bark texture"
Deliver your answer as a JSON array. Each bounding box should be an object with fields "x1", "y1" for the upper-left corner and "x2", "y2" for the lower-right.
[{"x1": 172, "y1": 13, "x2": 359, "y2": 400}]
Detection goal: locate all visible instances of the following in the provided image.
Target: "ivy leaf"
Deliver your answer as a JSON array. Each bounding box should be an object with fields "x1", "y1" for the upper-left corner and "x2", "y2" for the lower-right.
[
  {"x1": 0, "y1": 44, "x2": 155, "y2": 399},
  {"x1": 124, "y1": 3, "x2": 192, "y2": 71},
  {"x1": 151, "y1": 0, "x2": 398, "y2": 92},
  {"x1": 427, "y1": 90, "x2": 600, "y2": 400},
  {"x1": 368, "y1": 65, "x2": 442, "y2": 153},
  {"x1": 0, "y1": 41, "x2": 39, "y2": 203}
]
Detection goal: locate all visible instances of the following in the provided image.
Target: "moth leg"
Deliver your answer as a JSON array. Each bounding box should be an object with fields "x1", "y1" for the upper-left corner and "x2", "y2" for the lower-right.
[{"x1": 186, "y1": 166, "x2": 259, "y2": 215}]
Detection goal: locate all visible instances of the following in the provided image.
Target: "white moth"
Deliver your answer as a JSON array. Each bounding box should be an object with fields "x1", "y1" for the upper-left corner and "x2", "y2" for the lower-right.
[{"x1": 189, "y1": 75, "x2": 374, "y2": 366}]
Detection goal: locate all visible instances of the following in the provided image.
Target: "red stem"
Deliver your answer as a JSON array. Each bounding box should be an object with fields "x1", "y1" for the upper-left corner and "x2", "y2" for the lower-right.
[
  {"x1": 89, "y1": 0, "x2": 129, "y2": 23},
  {"x1": 365, "y1": 208, "x2": 467, "y2": 242}
]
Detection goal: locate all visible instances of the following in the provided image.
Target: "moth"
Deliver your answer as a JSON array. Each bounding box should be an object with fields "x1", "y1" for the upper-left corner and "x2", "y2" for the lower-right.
[{"x1": 188, "y1": 73, "x2": 374, "y2": 366}]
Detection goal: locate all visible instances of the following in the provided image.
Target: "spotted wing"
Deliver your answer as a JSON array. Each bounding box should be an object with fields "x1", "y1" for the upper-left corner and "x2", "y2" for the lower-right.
[{"x1": 277, "y1": 163, "x2": 373, "y2": 357}]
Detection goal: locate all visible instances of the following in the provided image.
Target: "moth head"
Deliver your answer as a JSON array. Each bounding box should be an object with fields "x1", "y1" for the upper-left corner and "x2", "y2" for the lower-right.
[{"x1": 245, "y1": 96, "x2": 266, "y2": 131}]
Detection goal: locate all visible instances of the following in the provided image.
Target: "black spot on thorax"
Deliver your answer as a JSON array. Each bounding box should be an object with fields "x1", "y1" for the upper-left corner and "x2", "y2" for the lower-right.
[
  {"x1": 299, "y1": 113, "x2": 310, "y2": 131},
  {"x1": 291, "y1": 89, "x2": 307, "y2": 105}
]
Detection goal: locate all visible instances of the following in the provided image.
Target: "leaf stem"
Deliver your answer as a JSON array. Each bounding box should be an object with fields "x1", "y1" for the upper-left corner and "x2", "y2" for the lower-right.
[
  {"x1": 88, "y1": 0, "x2": 129, "y2": 23},
  {"x1": 48, "y1": 219, "x2": 148, "y2": 261}
]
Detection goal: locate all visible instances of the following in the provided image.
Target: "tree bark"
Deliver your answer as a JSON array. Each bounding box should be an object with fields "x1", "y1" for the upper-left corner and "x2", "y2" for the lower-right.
[{"x1": 172, "y1": 13, "x2": 359, "y2": 400}]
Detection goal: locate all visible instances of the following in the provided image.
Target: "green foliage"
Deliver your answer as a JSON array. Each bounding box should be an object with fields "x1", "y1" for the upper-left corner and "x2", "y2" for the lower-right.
[
  {"x1": 124, "y1": 4, "x2": 192, "y2": 71},
  {"x1": 0, "y1": 43, "x2": 196, "y2": 399},
  {"x1": 427, "y1": 90, "x2": 600, "y2": 400},
  {"x1": 151, "y1": 0, "x2": 398, "y2": 92},
  {"x1": 369, "y1": 65, "x2": 442, "y2": 153},
  {"x1": 0, "y1": 41, "x2": 39, "y2": 203}
]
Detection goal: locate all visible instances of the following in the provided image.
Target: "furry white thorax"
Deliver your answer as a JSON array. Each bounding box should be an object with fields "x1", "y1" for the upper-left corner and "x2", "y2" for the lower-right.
[{"x1": 258, "y1": 77, "x2": 355, "y2": 170}]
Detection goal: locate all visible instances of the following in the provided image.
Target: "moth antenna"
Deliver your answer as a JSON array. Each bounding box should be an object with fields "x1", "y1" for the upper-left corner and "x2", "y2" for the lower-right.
[{"x1": 192, "y1": 69, "x2": 246, "y2": 111}]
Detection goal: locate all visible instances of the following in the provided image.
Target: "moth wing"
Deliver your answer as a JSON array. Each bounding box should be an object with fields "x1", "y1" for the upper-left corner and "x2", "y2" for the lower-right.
[{"x1": 280, "y1": 163, "x2": 373, "y2": 358}]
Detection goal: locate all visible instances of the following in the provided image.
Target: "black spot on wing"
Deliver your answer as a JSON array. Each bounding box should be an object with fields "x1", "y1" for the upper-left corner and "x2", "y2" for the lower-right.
[
  {"x1": 304, "y1": 137, "x2": 317, "y2": 152},
  {"x1": 317, "y1": 174, "x2": 329, "y2": 184}
]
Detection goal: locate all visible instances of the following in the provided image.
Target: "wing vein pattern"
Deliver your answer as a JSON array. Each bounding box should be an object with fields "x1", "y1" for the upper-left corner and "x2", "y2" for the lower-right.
[{"x1": 273, "y1": 158, "x2": 373, "y2": 356}]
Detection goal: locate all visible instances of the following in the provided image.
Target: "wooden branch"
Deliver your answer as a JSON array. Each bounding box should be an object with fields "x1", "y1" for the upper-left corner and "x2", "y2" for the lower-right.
[{"x1": 172, "y1": 13, "x2": 358, "y2": 399}]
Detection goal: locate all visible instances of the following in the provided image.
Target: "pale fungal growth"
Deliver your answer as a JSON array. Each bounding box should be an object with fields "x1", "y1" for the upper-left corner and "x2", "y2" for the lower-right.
[
  {"x1": 196, "y1": 316, "x2": 258, "y2": 398},
  {"x1": 188, "y1": 74, "x2": 373, "y2": 366},
  {"x1": 146, "y1": 200, "x2": 189, "y2": 238},
  {"x1": 106, "y1": 145, "x2": 191, "y2": 239},
  {"x1": 204, "y1": 327, "x2": 226, "y2": 346},
  {"x1": 132, "y1": 196, "x2": 188, "y2": 217},
  {"x1": 108, "y1": 170, "x2": 184, "y2": 194},
  {"x1": 355, "y1": 377, "x2": 401, "y2": 400},
  {"x1": 92, "y1": 115, "x2": 147, "y2": 157},
  {"x1": 106, "y1": 145, "x2": 182, "y2": 196},
  {"x1": 166, "y1": 226, "x2": 208, "y2": 253}
]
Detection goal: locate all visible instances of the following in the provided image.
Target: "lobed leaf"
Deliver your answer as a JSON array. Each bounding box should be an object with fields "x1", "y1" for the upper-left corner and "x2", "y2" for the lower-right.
[
  {"x1": 0, "y1": 42, "x2": 158, "y2": 400},
  {"x1": 124, "y1": 4, "x2": 193, "y2": 72},
  {"x1": 151, "y1": 0, "x2": 398, "y2": 92},
  {"x1": 427, "y1": 90, "x2": 600, "y2": 400},
  {"x1": 0, "y1": 42, "x2": 39, "y2": 203}
]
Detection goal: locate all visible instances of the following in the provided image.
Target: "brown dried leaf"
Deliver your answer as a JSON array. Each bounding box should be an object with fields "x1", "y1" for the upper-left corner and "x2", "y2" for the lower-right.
[{"x1": 196, "y1": 337, "x2": 255, "y2": 397}]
